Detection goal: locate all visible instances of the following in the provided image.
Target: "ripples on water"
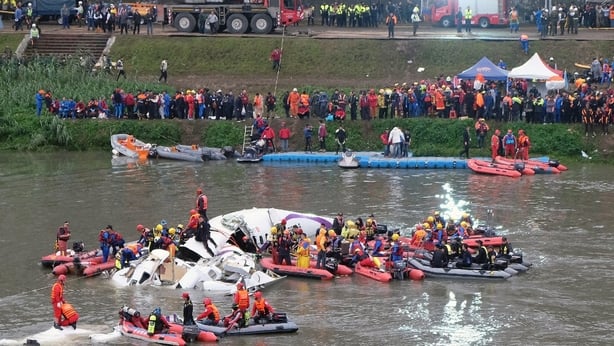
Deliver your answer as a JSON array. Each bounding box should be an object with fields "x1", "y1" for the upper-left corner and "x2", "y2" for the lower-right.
[{"x1": 0, "y1": 153, "x2": 613, "y2": 345}]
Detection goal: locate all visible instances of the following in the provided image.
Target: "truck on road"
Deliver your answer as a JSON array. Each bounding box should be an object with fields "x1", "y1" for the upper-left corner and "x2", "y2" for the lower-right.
[
  {"x1": 428, "y1": 0, "x2": 508, "y2": 28},
  {"x1": 167, "y1": 0, "x2": 304, "y2": 34}
]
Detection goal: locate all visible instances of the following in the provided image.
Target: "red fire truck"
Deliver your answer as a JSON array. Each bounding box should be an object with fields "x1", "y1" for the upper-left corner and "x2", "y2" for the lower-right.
[{"x1": 428, "y1": 0, "x2": 509, "y2": 28}]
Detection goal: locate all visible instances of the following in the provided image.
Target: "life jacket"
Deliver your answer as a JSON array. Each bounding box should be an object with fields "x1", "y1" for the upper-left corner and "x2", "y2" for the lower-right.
[
  {"x1": 500, "y1": 243, "x2": 510, "y2": 255},
  {"x1": 61, "y1": 303, "x2": 77, "y2": 319},
  {"x1": 98, "y1": 230, "x2": 109, "y2": 243},
  {"x1": 444, "y1": 244, "x2": 453, "y2": 256},
  {"x1": 205, "y1": 303, "x2": 220, "y2": 322},
  {"x1": 254, "y1": 298, "x2": 268, "y2": 313},
  {"x1": 197, "y1": 193, "x2": 208, "y2": 210},
  {"x1": 504, "y1": 134, "x2": 516, "y2": 145},
  {"x1": 236, "y1": 289, "x2": 249, "y2": 310},
  {"x1": 147, "y1": 314, "x2": 157, "y2": 335}
]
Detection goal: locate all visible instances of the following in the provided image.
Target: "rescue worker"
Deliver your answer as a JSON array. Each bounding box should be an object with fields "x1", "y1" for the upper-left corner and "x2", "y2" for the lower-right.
[
  {"x1": 456, "y1": 243, "x2": 473, "y2": 268},
  {"x1": 332, "y1": 212, "x2": 344, "y2": 236},
  {"x1": 98, "y1": 225, "x2": 111, "y2": 263},
  {"x1": 473, "y1": 240, "x2": 488, "y2": 264},
  {"x1": 223, "y1": 303, "x2": 245, "y2": 332},
  {"x1": 498, "y1": 237, "x2": 513, "y2": 260},
  {"x1": 464, "y1": 6, "x2": 472, "y2": 33},
  {"x1": 196, "y1": 187, "x2": 208, "y2": 220},
  {"x1": 296, "y1": 237, "x2": 311, "y2": 269},
  {"x1": 182, "y1": 292, "x2": 195, "y2": 325},
  {"x1": 365, "y1": 214, "x2": 377, "y2": 240},
  {"x1": 277, "y1": 229, "x2": 293, "y2": 265},
  {"x1": 517, "y1": 129, "x2": 531, "y2": 160},
  {"x1": 233, "y1": 282, "x2": 250, "y2": 318},
  {"x1": 56, "y1": 221, "x2": 71, "y2": 256},
  {"x1": 483, "y1": 246, "x2": 498, "y2": 270},
  {"x1": 59, "y1": 303, "x2": 79, "y2": 329},
  {"x1": 315, "y1": 227, "x2": 328, "y2": 269},
  {"x1": 389, "y1": 233, "x2": 404, "y2": 263},
  {"x1": 251, "y1": 291, "x2": 275, "y2": 323},
  {"x1": 371, "y1": 234, "x2": 385, "y2": 256},
  {"x1": 147, "y1": 307, "x2": 171, "y2": 336},
  {"x1": 491, "y1": 129, "x2": 501, "y2": 162},
  {"x1": 430, "y1": 243, "x2": 449, "y2": 268},
  {"x1": 197, "y1": 297, "x2": 220, "y2": 325},
  {"x1": 196, "y1": 214, "x2": 216, "y2": 257},
  {"x1": 51, "y1": 274, "x2": 66, "y2": 330},
  {"x1": 410, "y1": 224, "x2": 427, "y2": 247}
]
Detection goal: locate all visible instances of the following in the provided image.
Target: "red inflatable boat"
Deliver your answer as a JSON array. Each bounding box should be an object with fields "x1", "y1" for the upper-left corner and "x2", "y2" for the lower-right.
[
  {"x1": 467, "y1": 159, "x2": 522, "y2": 178},
  {"x1": 495, "y1": 156, "x2": 563, "y2": 174},
  {"x1": 260, "y1": 257, "x2": 334, "y2": 280},
  {"x1": 41, "y1": 249, "x2": 99, "y2": 268},
  {"x1": 354, "y1": 262, "x2": 392, "y2": 282}
]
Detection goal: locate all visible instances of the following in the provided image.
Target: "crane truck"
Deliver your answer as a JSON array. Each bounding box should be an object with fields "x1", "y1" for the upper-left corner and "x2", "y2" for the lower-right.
[{"x1": 164, "y1": 0, "x2": 304, "y2": 34}]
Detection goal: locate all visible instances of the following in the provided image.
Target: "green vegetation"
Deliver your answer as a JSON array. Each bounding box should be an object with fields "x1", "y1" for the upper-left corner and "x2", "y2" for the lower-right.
[{"x1": 0, "y1": 33, "x2": 609, "y2": 162}]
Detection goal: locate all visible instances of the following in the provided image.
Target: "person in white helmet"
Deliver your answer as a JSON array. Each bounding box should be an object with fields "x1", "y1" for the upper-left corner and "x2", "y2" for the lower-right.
[{"x1": 29, "y1": 22, "x2": 39, "y2": 46}]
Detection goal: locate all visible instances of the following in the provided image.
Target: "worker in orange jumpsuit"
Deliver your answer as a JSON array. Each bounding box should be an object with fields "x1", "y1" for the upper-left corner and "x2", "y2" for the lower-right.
[
  {"x1": 287, "y1": 88, "x2": 300, "y2": 117},
  {"x1": 517, "y1": 129, "x2": 531, "y2": 160},
  {"x1": 51, "y1": 274, "x2": 66, "y2": 330}
]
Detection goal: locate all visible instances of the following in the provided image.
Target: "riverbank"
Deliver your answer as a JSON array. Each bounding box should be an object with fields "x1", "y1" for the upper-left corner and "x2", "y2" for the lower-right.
[
  {"x1": 0, "y1": 113, "x2": 607, "y2": 163},
  {"x1": 0, "y1": 32, "x2": 612, "y2": 161}
]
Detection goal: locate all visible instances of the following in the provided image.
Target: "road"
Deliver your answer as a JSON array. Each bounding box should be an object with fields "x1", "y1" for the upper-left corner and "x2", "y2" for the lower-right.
[{"x1": 7, "y1": 19, "x2": 614, "y2": 41}]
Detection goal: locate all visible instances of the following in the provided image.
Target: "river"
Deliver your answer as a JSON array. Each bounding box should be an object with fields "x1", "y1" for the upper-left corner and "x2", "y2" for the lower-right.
[{"x1": 0, "y1": 152, "x2": 612, "y2": 345}]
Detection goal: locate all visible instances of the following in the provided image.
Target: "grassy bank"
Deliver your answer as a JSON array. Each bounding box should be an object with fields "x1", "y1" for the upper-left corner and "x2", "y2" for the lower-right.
[
  {"x1": 0, "y1": 33, "x2": 610, "y2": 161},
  {"x1": 0, "y1": 111, "x2": 603, "y2": 163}
]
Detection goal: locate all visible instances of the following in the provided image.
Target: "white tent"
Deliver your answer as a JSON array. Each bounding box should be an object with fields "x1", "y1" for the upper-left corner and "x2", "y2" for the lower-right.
[{"x1": 508, "y1": 53, "x2": 560, "y2": 80}]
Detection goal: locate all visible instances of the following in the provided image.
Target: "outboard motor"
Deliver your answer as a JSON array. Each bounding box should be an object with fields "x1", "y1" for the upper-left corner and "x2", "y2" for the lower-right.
[
  {"x1": 548, "y1": 159, "x2": 560, "y2": 167},
  {"x1": 148, "y1": 145, "x2": 158, "y2": 158},
  {"x1": 272, "y1": 312, "x2": 288, "y2": 323},
  {"x1": 72, "y1": 241, "x2": 85, "y2": 253},
  {"x1": 182, "y1": 325, "x2": 201, "y2": 342},
  {"x1": 513, "y1": 162, "x2": 525, "y2": 172},
  {"x1": 222, "y1": 146, "x2": 235, "y2": 158},
  {"x1": 324, "y1": 257, "x2": 338, "y2": 274},
  {"x1": 377, "y1": 224, "x2": 388, "y2": 235}
]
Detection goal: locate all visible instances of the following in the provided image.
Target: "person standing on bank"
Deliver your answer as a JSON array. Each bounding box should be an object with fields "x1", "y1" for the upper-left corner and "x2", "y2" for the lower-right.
[
  {"x1": 385, "y1": 12, "x2": 397, "y2": 38},
  {"x1": 334, "y1": 124, "x2": 346, "y2": 155},
  {"x1": 455, "y1": 6, "x2": 463, "y2": 33},
  {"x1": 206, "y1": 10, "x2": 218, "y2": 34},
  {"x1": 411, "y1": 7, "x2": 421, "y2": 36},
  {"x1": 459, "y1": 126, "x2": 471, "y2": 159},
  {"x1": 116, "y1": 58, "x2": 126, "y2": 81},
  {"x1": 464, "y1": 6, "x2": 472, "y2": 33},
  {"x1": 159, "y1": 59, "x2": 167, "y2": 83},
  {"x1": 270, "y1": 47, "x2": 282, "y2": 72}
]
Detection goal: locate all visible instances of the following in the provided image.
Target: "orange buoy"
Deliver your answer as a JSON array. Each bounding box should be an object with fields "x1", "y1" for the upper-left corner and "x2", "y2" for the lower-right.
[{"x1": 409, "y1": 268, "x2": 425, "y2": 281}]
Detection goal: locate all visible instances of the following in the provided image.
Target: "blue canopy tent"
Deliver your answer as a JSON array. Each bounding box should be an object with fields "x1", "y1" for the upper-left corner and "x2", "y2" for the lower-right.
[{"x1": 457, "y1": 57, "x2": 509, "y2": 81}]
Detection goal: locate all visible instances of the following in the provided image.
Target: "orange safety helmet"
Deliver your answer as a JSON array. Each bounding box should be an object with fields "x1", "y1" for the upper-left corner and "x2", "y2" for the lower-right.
[
  {"x1": 254, "y1": 291, "x2": 262, "y2": 299},
  {"x1": 203, "y1": 298, "x2": 212, "y2": 305},
  {"x1": 182, "y1": 292, "x2": 190, "y2": 299},
  {"x1": 58, "y1": 274, "x2": 66, "y2": 282},
  {"x1": 190, "y1": 209, "x2": 197, "y2": 215},
  {"x1": 136, "y1": 224, "x2": 144, "y2": 232},
  {"x1": 236, "y1": 282, "x2": 244, "y2": 290}
]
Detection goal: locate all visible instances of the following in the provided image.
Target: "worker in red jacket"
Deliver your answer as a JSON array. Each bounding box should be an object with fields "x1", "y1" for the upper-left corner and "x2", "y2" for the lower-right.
[{"x1": 51, "y1": 275, "x2": 66, "y2": 330}]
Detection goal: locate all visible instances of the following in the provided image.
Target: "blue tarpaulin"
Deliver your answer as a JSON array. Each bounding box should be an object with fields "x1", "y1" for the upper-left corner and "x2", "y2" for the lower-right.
[{"x1": 457, "y1": 57, "x2": 509, "y2": 81}]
